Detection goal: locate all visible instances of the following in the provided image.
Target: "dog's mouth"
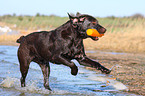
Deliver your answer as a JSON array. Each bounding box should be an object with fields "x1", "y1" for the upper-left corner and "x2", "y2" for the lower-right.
[
  {"x1": 90, "y1": 36, "x2": 99, "y2": 41},
  {"x1": 86, "y1": 28, "x2": 105, "y2": 41}
]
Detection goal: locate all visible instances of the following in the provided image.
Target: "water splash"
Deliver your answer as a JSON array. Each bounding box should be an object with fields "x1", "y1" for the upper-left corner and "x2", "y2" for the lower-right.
[
  {"x1": 87, "y1": 75, "x2": 128, "y2": 91},
  {"x1": 0, "y1": 77, "x2": 93, "y2": 95},
  {"x1": 0, "y1": 77, "x2": 19, "y2": 88}
]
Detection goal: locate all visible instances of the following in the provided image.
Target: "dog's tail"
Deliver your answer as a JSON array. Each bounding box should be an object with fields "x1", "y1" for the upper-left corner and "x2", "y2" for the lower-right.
[{"x1": 16, "y1": 36, "x2": 25, "y2": 43}]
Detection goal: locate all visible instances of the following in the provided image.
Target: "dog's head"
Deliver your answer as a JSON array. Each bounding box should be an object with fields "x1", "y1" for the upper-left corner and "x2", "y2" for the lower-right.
[{"x1": 68, "y1": 13, "x2": 106, "y2": 40}]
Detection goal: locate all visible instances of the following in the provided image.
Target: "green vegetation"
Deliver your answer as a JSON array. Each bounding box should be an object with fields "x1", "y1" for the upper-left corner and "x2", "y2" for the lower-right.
[
  {"x1": 0, "y1": 15, "x2": 68, "y2": 30},
  {"x1": 0, "y1": 13, "x2": 144, "y2": 32},
  {"x1": 0, "y1": 14, "x2": 145, "y2": 53}
]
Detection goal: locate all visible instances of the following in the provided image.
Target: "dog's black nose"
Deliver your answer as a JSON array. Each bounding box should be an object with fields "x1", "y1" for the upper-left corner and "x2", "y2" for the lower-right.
[{"x1": 99, "y1": 28, "x2": 106, "y2": 33}]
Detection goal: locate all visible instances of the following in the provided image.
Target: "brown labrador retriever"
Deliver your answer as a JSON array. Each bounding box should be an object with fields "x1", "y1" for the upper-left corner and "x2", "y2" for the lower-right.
[{"x1": 17, "y1": 13, "x2": 111, "y2": 90}]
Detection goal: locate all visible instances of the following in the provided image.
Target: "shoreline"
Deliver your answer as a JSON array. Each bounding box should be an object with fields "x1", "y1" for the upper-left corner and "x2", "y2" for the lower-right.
[
  {"x1": 0, "y1": 42, "x2": 145, "y2": 95},
  {"x1": 0, "y1": 41, "x2": 145, "y2": 55},
  {"x1": 0, "y1": 41, "x2": 19, "y2": 46},
  {"x1": 86, "y1": 52, "x2": 145, "y2": 95}
]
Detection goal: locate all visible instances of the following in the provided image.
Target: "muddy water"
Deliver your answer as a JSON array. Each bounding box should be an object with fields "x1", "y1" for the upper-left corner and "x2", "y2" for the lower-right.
[{"x1": 0, "y1": 46, "x2": 138, "y2": 96}]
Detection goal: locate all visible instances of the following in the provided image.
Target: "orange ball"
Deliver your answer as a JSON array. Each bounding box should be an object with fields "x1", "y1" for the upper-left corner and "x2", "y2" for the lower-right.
[{"x1": 86, "y1": 29, "x2": 104, "y2": 37}]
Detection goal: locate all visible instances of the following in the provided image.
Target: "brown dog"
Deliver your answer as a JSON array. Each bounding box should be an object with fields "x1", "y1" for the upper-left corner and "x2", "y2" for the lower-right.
[{"x1": 17, "y1": 13, "x2": 111, "y2": 90}]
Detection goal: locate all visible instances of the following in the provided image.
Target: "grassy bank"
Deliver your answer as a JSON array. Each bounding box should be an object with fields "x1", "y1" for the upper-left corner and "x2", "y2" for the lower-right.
[
  {"x1": 0, "y1": 16, "x2": 67, "y2": 31},
  {"x1": 0, "y1": 15, "x2": 145, "y2": 53},
  {"x1": 0, "y1": 34, "x2": 20, "y2": 46}
]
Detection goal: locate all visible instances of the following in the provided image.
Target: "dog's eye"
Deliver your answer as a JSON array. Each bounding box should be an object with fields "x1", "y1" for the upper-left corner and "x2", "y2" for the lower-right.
[
  {"x1": 79, "y1": 21, "x2": 84, "y2": 23},
  {"x1": 87, "y1": 23, "x2": 91, "y2": 27}
]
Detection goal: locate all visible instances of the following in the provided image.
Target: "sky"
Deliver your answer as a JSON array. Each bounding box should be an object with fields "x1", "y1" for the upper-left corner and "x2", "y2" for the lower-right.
[{"x1": 0, "y1": 0, "x2": 145, "y2": 17}]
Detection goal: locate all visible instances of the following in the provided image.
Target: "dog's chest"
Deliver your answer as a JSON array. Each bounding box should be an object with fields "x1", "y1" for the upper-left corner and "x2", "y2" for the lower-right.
[{"x1": 64, "y1": 40, "x2": 84, "y2": 59}]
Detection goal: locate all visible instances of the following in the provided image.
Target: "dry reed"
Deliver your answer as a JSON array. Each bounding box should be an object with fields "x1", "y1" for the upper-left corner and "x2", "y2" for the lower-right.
[
  {"x1": 0, "y1": 34, "x2": 20, "y2": 46},
  {"x1": 0, "y1": 17, "x2": 145, "y2": 53}
]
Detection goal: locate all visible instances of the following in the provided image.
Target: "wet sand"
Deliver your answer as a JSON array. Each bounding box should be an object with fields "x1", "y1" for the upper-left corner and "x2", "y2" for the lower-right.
[{"x1": 86, "y1": 51, "x2": 145, "y2": 95}]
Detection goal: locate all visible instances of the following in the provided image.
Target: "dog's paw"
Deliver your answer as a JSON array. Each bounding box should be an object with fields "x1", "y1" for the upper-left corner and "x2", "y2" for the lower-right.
[
  {"x1": 44, "y1": 85, "x2": 52, "y2": 91},
  {"x1": 104, "y1": 70, "x2": 111, "y2": 74},
  {"x1": 71, "y1": 65, "x2": 78, "y2": 76},
  {"x1": 101, "y1": 68, "x2": 111, "y2": 74}
]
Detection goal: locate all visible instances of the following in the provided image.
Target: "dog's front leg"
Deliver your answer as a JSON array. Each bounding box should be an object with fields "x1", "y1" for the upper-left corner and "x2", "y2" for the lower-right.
[
  {"x1": 77, "y1": 56, "x2": 111, "y2": 74},
  {"x1": 54, "y1": 56, "x2": 78, "y2": 75}
]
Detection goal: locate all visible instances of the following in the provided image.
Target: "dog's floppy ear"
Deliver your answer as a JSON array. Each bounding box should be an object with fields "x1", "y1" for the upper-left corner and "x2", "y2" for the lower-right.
[
  {"x1": 68, "y1": 13, "x2": 74, "y2": 19},
  {"x1": 68, "y1": 13, "x2": 79, "y2": 28},
  {"x1": 79, "y1": 17, "x2": 85, "y2": 22}
]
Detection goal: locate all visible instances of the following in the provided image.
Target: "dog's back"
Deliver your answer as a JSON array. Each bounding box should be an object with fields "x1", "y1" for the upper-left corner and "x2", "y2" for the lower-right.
[{"x1": 17, "y1": 31, "x2": 50, "y2": 44}]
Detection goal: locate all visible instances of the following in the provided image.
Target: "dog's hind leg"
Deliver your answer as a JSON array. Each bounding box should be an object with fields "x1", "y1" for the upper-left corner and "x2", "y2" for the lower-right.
[
  {"x1": 33, "y1": 58, "x2": 51, "y2": 90},
  {"x1": 39, "y1": 63, "x2": 51, "y2": 90},
  {"x1": 17, "y1": 46, "x2": 33, "y2": 87}
]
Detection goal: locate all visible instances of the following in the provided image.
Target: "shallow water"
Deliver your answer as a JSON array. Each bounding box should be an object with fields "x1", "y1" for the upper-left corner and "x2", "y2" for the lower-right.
[{"x1": 0, "y1": 45, "x2": 138, "y2": 96}]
